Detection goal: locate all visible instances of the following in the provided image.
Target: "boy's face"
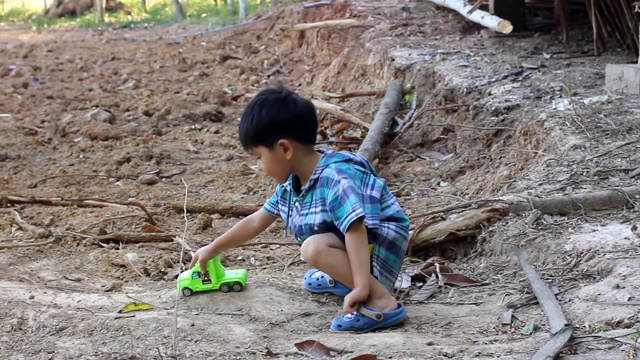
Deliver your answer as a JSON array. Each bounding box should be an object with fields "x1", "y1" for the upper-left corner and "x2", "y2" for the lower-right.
[{"x1": 252, "y1": 141, "x2": 293, "y2": 184}]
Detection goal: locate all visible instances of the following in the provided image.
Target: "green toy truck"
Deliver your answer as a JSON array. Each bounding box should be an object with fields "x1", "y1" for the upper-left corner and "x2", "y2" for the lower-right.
[{"x1": 177, "y1": 255, "x2": 248, "y2": 297}]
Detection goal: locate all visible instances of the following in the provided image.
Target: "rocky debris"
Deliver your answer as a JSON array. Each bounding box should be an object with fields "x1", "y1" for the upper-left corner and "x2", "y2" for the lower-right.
[
  {"x1": 80, "y1": 120, "x2": 121, "y2": 141},
  {"x1": 138, "y1": 175, "x2": 160, "y2": 185},
  {"x1": 181, "y1": 105, "x2": 225, "y2": 123},
  {"x1": 86, "y1": 108, "x2": 116, "y2": 124},
  {"x1": 195, "y1": 213, "x2": 213, "y2": 233}
]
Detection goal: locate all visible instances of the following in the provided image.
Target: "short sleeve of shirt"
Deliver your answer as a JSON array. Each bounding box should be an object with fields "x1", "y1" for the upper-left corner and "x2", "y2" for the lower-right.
[
  {"x1": 262, "y1": 185, "x2": 285, "y2": 218},
  {"x1": 325, "y1": 164, "x2": 382, "y2": 234}
]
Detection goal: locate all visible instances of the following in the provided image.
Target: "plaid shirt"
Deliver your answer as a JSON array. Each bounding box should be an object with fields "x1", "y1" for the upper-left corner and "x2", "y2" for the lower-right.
[{"x1": 262, "y1": 149, "x2": 410, "y2": 292}]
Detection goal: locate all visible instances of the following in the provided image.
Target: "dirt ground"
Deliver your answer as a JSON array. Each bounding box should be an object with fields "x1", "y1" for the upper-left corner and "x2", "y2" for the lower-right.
[{"x1": 1, "y1": 1, "x2": 640, "y2": 359}]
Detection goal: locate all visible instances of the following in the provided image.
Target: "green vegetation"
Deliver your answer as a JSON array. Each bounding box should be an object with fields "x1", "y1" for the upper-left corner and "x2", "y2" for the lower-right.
[{"x1": 0, "y1": 0, "x2": 267, "y2": 29}]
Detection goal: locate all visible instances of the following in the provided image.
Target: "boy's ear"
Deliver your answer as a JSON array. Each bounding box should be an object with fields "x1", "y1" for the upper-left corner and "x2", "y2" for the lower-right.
[{"x1": 276, "y1": 139, "x2": 294, "y2": 160}]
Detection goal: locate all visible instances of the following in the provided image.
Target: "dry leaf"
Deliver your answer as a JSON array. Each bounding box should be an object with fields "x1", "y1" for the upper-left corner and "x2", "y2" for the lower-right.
[
  {"x1": 394, "y1": 272, "x2": 411, "y2": 292},
  {"x1": 351, "y1": 354, "x2": 377, "y2": 360},
  {"x1": 404, "y1": 256, "x2": 452, "y2": 281},
  {"x1": 409, "y1": 273, "x2": 439, "y2": 302},
  {"x1": 264, "y1": 347, "x2": 278, "y2": 357},
  {"x1": 631, "y1": 224, "x2": 637, "y2": 232},
  {"x1": 441, "y1": 273, "x2": 482, "y2": 286},
  {"x1": 141, "y1": 223, "x2": 163, "y2": 233},
  {"x1": 294, "y1": 339, "x2": 336, "y2": 357},
  {"x1": 117, "y1": 301, "x2": 154, "y2": 313}
]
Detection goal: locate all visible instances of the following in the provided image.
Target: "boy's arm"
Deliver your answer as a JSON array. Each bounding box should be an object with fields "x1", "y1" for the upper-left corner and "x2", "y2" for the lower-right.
[
  {"x1": 344, "y1": 219, "x2": 371, "y2": 294},
  {"x1": 189, "y1": 209, "x2": 277, "y2": 268}
]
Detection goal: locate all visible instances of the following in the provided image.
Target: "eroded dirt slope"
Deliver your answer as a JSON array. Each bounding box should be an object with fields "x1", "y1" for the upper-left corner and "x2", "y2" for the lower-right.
[{"x1": 1, "y1": 1, "x2": 640, "y2": 359}]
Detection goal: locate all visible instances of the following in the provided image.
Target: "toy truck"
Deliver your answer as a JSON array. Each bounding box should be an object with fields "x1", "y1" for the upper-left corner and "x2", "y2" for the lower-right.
[{"x1": 177, "y1": 255, "x2": 248, "y2": 297}]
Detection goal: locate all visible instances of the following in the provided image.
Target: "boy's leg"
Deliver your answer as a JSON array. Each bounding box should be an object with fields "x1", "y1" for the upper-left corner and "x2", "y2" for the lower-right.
[{"x1": 300, "y1": 233, "x2": 397, "y2": 313}]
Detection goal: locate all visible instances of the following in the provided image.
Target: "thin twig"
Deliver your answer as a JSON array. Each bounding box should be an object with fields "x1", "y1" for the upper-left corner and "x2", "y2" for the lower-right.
[
  {"x1": 124, "y1": 255, "x2": 149, "y2": 282},
  {"x1": 424, "y1": 123, "x2": 515, "y2": 131},
  {"x1": 0, "y1": 237, "x2": 58, "y2": 249},
  {"x1": 30, "y1": 174, "x2": 134, "y2": 188},
  {"x1": 238, "y1": 241, "x2": 300, "y2": 247},
  {"x1": 587, "y1": 138, "x2": 640, "y2": 160},
  {"x1": 172, "y1": 178, "x2": 189, "y2": 357}
]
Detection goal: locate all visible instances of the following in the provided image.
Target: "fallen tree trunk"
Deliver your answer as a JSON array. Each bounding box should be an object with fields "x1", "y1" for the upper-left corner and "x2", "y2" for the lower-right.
[
  {"x1": 409, "y1": 186, "x2": 640, "y2": 253},
  {"x1": 357, "y1": 80, "x2": 403, "y2": 163},
  {"x1": 429, "y1": 0, "x2": 513, "y2": 34},
  {"x1": 409, "y1": 205, "x2": 508, "y2": 252},
  {"x1": 311, "y1": 99, "x2": 371, "y2": 130},
  {"x1": 507, "y1": 186, "x2": 640, "y2": 215},
  {"x1": 169, "y1": 202, "x2": 261, "y2": 217}
]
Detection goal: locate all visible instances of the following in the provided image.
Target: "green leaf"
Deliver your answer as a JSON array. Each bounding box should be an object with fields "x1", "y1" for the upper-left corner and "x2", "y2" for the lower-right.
[
  {"x1": 521, "y1": 322, "x2": 535, "y2": 335},
  {"x1": 118, "y1": 301, "x2": 154, "y2": 313},
  {"x1": 98, "y1": 227, "x2": 108, "y2": 236}
]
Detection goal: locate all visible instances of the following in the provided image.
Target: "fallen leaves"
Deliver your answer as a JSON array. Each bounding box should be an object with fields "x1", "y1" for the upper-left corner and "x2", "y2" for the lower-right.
[
  {"x1": 118, "y1": 301, "x2": 154, "y2": 313},
  {"x1": 294, "y1": 340, "x2": 341, "y2": 357},
  {"x1": 264, "y1": 340, "x2": 376, "y2": 359},
  {"x1": 408, "y1": 273, "x2": 439, "y2": 302},
  {"x1": 398, "y1": 256, "x2": 483, "y2": 303}
]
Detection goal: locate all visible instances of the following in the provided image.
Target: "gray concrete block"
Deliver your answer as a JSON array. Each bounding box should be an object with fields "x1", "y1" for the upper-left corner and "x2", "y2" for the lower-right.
[{"x1": 605, "y1": 63, "x2": 640, "y2": 95}]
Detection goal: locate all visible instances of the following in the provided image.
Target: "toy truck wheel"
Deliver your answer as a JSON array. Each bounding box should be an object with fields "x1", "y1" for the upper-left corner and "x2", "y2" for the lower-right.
[
  {"x1": 182, "y1": 288, "x2": 193, "y2": 297},
  {"x1": 220, "y1": 283, "x2": 231, "y2": 293},
  {"x1": 232, "y1": 282, "x2": 243, "y2": 292}
]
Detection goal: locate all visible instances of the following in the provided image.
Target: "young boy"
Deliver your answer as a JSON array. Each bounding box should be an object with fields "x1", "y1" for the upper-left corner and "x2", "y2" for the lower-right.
[{"x1": 190, "y1": 85, "x2": 411, "y2": 333}]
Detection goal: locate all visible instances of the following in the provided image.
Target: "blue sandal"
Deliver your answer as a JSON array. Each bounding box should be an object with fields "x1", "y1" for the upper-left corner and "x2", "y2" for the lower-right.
[
  {"x1": 330, "y1": 303, "x2": 407, "y2": 333},
  {"x1": 302, "y1": 269, "x2": 351, "y2": 296}
]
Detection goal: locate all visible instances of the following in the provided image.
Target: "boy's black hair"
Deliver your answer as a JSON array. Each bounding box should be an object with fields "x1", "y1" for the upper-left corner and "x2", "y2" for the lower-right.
[{"x1": 239, "y1": 85, "x2": 318, "y2": 150}]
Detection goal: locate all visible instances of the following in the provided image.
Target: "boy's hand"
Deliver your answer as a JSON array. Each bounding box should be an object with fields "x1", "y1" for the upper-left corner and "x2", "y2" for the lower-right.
[
  {"x1": 343, "y1": 286, "x2": 369, "y2": 313},
  {"x1": 189, "y1": 244, "x2": 216, "y2": 269}
]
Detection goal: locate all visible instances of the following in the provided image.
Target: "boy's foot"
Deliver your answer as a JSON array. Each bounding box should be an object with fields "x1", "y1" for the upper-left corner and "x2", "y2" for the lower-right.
[
  {"x1": 302, "y1": 269, "x2": 351, "y2": 296},
  {"x1": 330, "y1": 303, "x2": 407, "y2": 333}
]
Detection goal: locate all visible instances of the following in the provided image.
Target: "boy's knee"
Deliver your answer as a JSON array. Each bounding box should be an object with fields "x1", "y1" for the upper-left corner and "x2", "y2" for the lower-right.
[
  {"x1": 300, "y1": 233, "x2": 341, "y2": 264},
  {"x1": 300, "y1": 236, "x2": 320, "y2": 263}
]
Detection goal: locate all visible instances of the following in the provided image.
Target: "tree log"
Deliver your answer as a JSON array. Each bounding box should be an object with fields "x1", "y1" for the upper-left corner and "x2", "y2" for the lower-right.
[
  {"x1": 169, "y1": 202, "x2": 260, "y2": 217},
  {"x1": 292, "y1": 19, "x2": 364, "y2": 31},
  {"x1": 357, "y1": 80, "x2": 403, "y2": 163},
  {"x1": 311, "y1": 99, "x2": 371, "y2": 129},
  {"x1": 410, "y1": 186, "x2": 640, "y2": 253},
  {"x1": 507, "y1": 186, "x2": 640, "y2": 215},
  {"x1": 429, "y1": 0, "x2": 513, "y2": 34},
  {"x1": 410, "y1": 205, "x2": 508, "y2": 251}
]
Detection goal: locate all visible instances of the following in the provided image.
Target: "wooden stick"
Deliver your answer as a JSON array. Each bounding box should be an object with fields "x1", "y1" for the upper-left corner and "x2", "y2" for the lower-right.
[
  {"x1": 94, "y1": 233, "x2": 175, "y2": 244},
  {"x1": 292, "y1": 19, "x2": 364, "y2": 31},
  {"x1": 357, "y1": 80, "x2": 403, "y2": 162},
  {"x1": 311, "y1": 99, "x2": 371, "y2": 130},
  {"x1": 429, "y1": 0, "x2": 513, "y2": 34},
  {"x1": 0, "y1": 237, "x2": 58, "y2": 249},
  {"x1": 317, "y1": 90, "x2": 382, "y2": 99},
  {"x1": 513, "y1": 247, "x2": 570, "y2": 334},
  {"x1": 3, "y1": 195, "x2": 156, "y2": 225},
  {"x1": 532, "y1": 325, "x2": 574, "y2": 360},
  {"x1": 169, "y1": 202, "x2": 260, "y2": 217},
  {"x1": 11, "y1": 209, "x2": 51, "y2": 239}
]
